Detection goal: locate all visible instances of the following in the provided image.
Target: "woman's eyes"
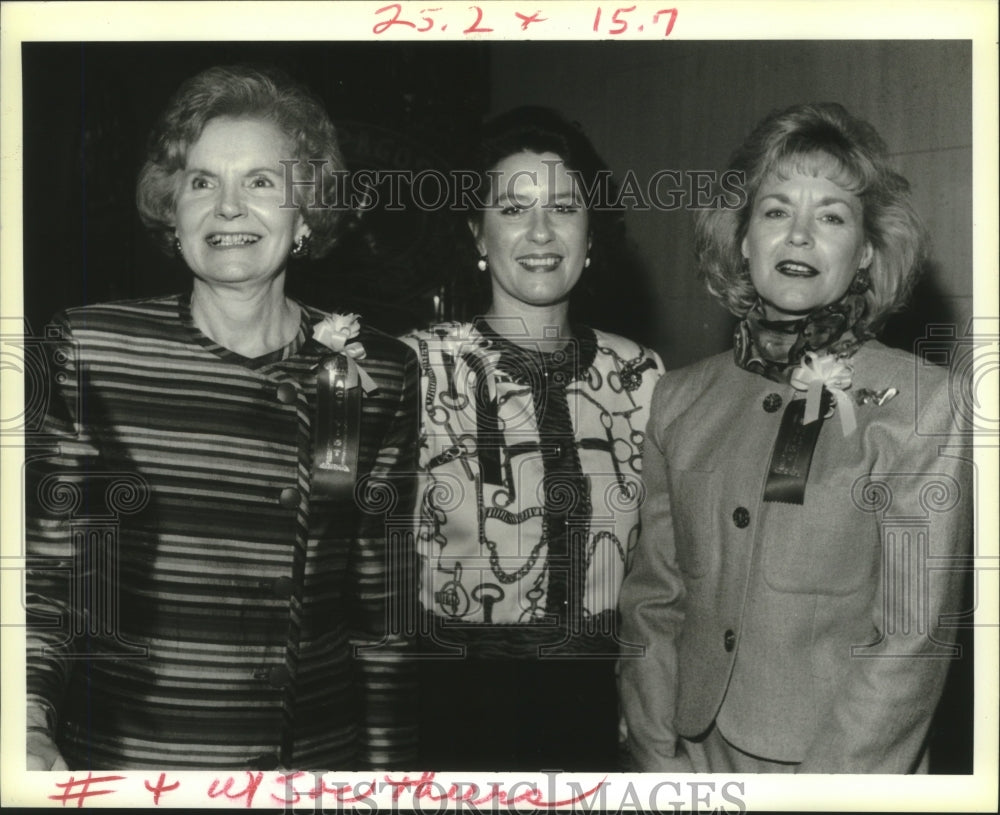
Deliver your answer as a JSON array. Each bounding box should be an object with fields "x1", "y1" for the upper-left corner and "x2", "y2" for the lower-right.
[
  {"x1": 499, "y1": 203, "x2": 580, "y2": 215},
  {"x1": 187, "y1": 175, "x2": 276, "y2": 190},
  {"x1": 760, "y1": 207, "x2": 846, "y2": 224}
]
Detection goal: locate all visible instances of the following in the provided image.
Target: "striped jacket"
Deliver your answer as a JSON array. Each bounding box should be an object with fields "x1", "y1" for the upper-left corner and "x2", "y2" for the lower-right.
[{"x1": 25, "y1": 294, "x2": 419, "y2": 770}]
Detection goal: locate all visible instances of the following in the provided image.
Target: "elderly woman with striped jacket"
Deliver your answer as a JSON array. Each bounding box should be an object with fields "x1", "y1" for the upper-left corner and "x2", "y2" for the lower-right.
[{"x1": 25, "y1": 65, "x2": 418, "y2": 771}]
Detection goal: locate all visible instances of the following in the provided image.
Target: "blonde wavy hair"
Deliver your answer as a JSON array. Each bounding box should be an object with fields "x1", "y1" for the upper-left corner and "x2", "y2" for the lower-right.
[{"x1": 696, "y1": 102, "x2": 928, "y2": 335}]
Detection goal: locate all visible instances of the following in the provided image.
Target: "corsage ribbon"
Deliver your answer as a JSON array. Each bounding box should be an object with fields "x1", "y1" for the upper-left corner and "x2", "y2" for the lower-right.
[
  {"x1": 311, "y1": 314, "x2": 375, "y2": 500},
  {"x1": 313, "y1": 313, "x2": 377, "y2": 393},
  {"x1": 789, "y1": 352, "x2": 857, "y2": 437},
  {"x1": 763, "y1": 352, "x2": 855, "y2": 505}
]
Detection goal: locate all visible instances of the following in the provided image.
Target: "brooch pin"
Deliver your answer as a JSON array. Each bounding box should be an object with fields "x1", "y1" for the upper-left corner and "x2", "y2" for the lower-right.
[
  {"x1": 619, "y1": 356, "x2": 657, "y2": 393},
  {"x1": 853, "y1": 387, "x2": 899, "y2": 407}
]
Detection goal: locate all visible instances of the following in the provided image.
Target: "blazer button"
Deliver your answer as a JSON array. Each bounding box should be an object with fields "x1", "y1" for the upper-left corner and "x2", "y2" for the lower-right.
[
  {"x1": 278, "y1": 488, "x2": 300, "y2": 509},
  {"x1": 276, "y1": 383, "x2": 297, "y2": 404},
  {"x1": 732, "y1": 506, "x2": 750, "y2": 528},
  {"x1": 252, "y1": 753, "x2": 280, "y2": 771},
  {"x1": 724, "y1": 629, "x2": 736, "y2": 652},
  {"x1": 763, "y1": 393, "x2": 783, "y2": 412},
  {"x1": 268, "y1": 665, "x2": 291, "y2": 688},
  {"x1": 272, "y1": 576, "x2": 294, "y2": 599}
]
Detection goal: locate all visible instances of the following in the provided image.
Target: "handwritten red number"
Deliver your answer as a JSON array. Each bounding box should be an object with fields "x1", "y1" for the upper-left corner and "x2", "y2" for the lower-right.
[
  {"x1": 464, "y1": 5, "x2": 494, "y2": 33},
  {"x1": 593, "y1": 7, "x2": 602, "y2": 32},
  {"x1": 653, "y1": 8, "x2": 678, "y2": 36},
  {"x1": 373, "y1": 4, "x2": 416, "y2": 34},
  {"x1": 417, "y1": 7, "x2": 441, "y2": 32},
  {"x1": 609, "y1": 5, "x2": 636, "y2": 35}
]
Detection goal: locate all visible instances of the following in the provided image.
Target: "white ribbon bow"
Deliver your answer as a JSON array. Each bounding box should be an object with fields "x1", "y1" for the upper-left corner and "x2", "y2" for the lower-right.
[
  {"x1": 790, "y1": 351, "x2": 857, "y2": 436},
  {"x1": 313, "y1": 313, "x2": 376, "y2": 392}
]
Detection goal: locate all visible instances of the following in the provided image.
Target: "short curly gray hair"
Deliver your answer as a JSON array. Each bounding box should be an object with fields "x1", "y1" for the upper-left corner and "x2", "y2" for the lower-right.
[{"x1": 136, "y1": 64, "x2": 346, "y2": 259}]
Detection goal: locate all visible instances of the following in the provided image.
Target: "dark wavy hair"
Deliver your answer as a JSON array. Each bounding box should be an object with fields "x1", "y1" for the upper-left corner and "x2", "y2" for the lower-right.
[
  {"x1": 136, "y1": 64, "x2": 346, "y2": 259},
  {"x1": 464, "y1": 106, "x2": 625, "y2": 306},
  {"x1": 695, "y1": 102, "x2": 928, "y2": 335}
]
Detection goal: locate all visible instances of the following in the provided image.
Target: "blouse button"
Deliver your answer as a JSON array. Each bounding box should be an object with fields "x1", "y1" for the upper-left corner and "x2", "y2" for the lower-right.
[
  {"x1": 278, "y1": 488, "x2": 300, "y2": 509},
  {"x1": 276, "y1": 383, "x2": 297, "y2": 404},
  {"x1": 763, "y1": 393, "x2": 783, "y2": 412},
  {"x1": 272, "y1": 576, "x2": 294, "y2": 599},
  {"x1": 732, "y1": 506, "x2": 750, "y2": 528},
  {"x1": 268, "y1": 665, "x2": 291, "y2": 688},
  {"x1": 724, "y1": 629, "x2": 737, "y2": 652}
]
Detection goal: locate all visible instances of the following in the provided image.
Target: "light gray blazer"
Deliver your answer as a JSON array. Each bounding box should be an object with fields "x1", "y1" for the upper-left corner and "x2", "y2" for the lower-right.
[{"x1": 619, "y1": 340, "x2": 973, "y2": 773}]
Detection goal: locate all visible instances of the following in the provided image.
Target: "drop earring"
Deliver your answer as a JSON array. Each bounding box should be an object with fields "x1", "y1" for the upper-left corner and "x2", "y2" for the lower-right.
[
  {"x1": 848, "y1": 267, "x2": 871, "y2": 295},
  {"x1": 291, "y1": 234, "x2": 310, "y2": 259},
  {"x1": 477, "y1": 256, "x2": 488, "y2": 272}
]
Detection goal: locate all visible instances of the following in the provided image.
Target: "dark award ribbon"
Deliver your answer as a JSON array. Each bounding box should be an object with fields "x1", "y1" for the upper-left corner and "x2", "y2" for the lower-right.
[
  {"x1": 312, "y1": 354, "x2": 362, "y2": 500},
  {"x1": 763, "y1": 391, "x2": 831, "y2": 505}
]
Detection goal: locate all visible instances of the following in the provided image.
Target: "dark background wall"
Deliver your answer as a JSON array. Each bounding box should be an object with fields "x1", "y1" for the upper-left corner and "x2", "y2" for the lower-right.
[{"x1": 19, "y1": 39, "x2": 973, "y2": 772}]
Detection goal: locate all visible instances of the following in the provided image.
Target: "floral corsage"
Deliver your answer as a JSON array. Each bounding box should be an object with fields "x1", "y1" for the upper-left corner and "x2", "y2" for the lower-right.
[
  {"x1": 313, "y1": 312, "x2": 376, "y2": 391},
  {"x1": 790, "y1": 351, "x2": 858, "y2": 436}
]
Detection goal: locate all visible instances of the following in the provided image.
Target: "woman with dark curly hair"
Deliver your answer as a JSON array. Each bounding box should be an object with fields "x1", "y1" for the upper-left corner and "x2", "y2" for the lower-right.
[
  {"x1": 25, "y1": 65, "x2": 418, "y2": 771},
  {"x1": 402, "y1": 106, "x2": 662, "y2": 771},
  {"x1": 619, "y1": 102, "x2": 972, "y2": 773}
]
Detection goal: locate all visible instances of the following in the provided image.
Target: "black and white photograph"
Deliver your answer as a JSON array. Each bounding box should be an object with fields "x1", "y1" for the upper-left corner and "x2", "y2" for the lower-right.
[{"x1": 1, "y1": 1, "x2": 996, "y2": 811}]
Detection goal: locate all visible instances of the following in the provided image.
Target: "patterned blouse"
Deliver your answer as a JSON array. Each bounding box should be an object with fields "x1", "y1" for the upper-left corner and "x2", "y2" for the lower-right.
[
  {"x1": 401, "y1": 319, "x2": 662, "y2": 657},
  {"x1": 25, "y1": 294, "x2": 419, "y2": 770}
]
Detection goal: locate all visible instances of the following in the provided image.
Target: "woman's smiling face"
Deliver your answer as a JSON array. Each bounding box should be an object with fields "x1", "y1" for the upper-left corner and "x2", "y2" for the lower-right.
[
  {"x1": 742, "y1": 162, "x2": 873, "y2": 320},
  {"x1": 473, "y1": 151, "x2": 590, "y2": 311},
  {"x1": 174, "y1": 116, "x2": 309, "y2": 289}
]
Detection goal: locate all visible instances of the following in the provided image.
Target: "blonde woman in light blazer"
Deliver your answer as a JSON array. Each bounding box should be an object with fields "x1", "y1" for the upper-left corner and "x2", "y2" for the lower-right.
[{"x1": 619, "y1": 102, "x2": 973, "y2": 774}]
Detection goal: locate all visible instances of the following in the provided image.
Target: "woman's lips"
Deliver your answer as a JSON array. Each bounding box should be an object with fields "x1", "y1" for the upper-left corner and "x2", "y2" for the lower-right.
[
  {"x1": 206, "y1": 232, "x2": 261, "y2": 248},
  {"x1": 516, "y1": 254, "x2": 563, "y2": 272},
  {"x1": 776, "y1": 260, "x2": 819, "y2": 277}
]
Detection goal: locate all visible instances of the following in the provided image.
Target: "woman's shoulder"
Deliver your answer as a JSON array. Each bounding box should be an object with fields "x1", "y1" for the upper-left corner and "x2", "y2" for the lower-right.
[
  {"x1": 659, "y1": 348, "x2": 734, "y2": 384},
  {"x1": 396, "y1": 322, "x2": 479, "y2": 358},
  {"x1": 648, "y1": 349, "x2": 737, "y2": 415},
  {"x1": 590, "y1": 327, "x2": 654, "y2": 356},
  {"x1": 588, "y1": 327, "x2": 663, "y2": 374},
  {"x1": 398, "y1": 322, "x2": 474, "y2": 341},
  {"x1": 854, "y1": 339, "x2": 957, "y2": 425},
  {"x1": 56, "y1": 294, "x2": 185, "y2": 333}
]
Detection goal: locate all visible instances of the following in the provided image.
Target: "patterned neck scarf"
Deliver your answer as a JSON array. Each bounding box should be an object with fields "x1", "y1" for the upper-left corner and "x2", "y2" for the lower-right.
[
  {"x1": 733, "y1": 292, "x2": 869, "y2": 384},
  {"x1": 733, "y1": 291, "x2": 870, "y2": 505}
]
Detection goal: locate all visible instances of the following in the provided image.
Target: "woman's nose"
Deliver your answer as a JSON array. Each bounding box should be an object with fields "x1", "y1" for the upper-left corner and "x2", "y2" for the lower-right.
[
  {"x1": 785, "y1": 212, "x2": 813, "y2": 246},
  {"x1": 528, "y1": 208, "x2": 554, "y2": 242},
  {"x1": 215, "y1": 184, "x2": 246, "y2": 218}
]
